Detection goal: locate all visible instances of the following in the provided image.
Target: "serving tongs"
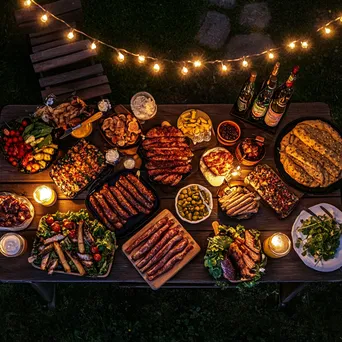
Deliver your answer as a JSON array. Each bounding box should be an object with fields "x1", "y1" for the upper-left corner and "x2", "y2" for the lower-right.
[
  {"x1": 303, "y1": 206, "x2": 339, "y2": 226},
  {"x1": 320, "y1": 206, "x2": 339, "y2": 225}
]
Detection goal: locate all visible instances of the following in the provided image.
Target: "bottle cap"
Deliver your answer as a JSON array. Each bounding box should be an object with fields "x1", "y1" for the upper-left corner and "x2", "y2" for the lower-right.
[
  {"x1": 250, "y1": 71, "x2": 257, "y2": 81},
  {"x1": 268, "y1": 75, "x2": 277, "y2": 88}
]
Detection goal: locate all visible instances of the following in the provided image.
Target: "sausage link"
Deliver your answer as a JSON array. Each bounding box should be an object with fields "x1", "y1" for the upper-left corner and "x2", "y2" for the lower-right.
[
  {"x1": 116, "y1": 184, "x2": 150, "y2": 214},
  {"x1": 109, "y1": 185, "x2": 138, "y2": 217},
  {"x1": 100, "y1": 186, "x2": 130, "y2": 220},
  {"x1": 125, "y1": 174, "x2": 156, "y2": 204},
  {"x1": 89, "y1": 195, "x2": 115, "y2": 230},
  {"x1": 93, "y1": 193, "x2": 118, "y2": 223}
]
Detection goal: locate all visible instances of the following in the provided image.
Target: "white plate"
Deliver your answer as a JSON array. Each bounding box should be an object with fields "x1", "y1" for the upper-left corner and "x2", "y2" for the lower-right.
[
  {"x1": 0, "y1": 192, "x2": 34, "y2": 231},
  {"x1": 291, "y1": 203, "x2": 342, "y2": 272},
  {"x1": 200, "y1": 147, "x2": 233, "y2": 187},
  {"x1": 175, "y1": 184, "x2": 213, "y2": 224}
]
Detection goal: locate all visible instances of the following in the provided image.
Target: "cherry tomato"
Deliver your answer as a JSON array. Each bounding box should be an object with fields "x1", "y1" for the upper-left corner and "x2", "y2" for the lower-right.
[
  {"x1": 91, "y1": 246, "x2": 99, "y2": 254},
  {"x1": 12, "y1": 137, "x2": 18, "y2": 143},
  {"x1": 15, "y1": 131, "x2": 20, "y2": 137},
  {"x1": 11, "y1": 161, "x2": 17, "y2": 167},
  {"x1": 3, "y1": 136, "x2": 7, "y2": 142},
  {"x1": 19, "y1": 126, "x2": 24, "y2": 133},
  {"x1": 8, "y1": 157, "x2": 14, "y2": 163},
  {"x1": 51, "y1": 222, "x2": 61, "y2": 233},
  {"x1": 21, "y1": 120, "x2": 29, "y2": 127},
  {"x1": 93, "y1": 253, "x2": 102, "y2": 262},
  {"x1": 45, "y1": 216, "x2": 54, "y2": 225},
  {"x1": 68, "y1": 230, "x2": 76, "y2": 239},
  {"x1": 18, "y1": 136, "x2": 23, "y2": 142},
  {"x1": 63, "y1": 221, "x2": 75, "y2": 230},
  {"x1": 7, "y1": 138, "x2": 12, "y2": 144},
  {"x1": 10, "y1": 130, "x2": 16, "y2": 137}
]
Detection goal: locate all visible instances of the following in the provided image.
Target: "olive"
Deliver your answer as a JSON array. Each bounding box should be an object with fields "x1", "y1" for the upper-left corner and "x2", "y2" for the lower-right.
[
  {"x1": 179, "y1": 211, "x2": 184, "y2": 216},
  {"x1": 198, "y1": 215, "x2": 203, "y2": 220},
  {"x1": 179, "y1": 194, "x2": 184, "y2": 200},
  {"x1": 182, "y1": 202, "x2": 187, "y2": 208},
  {"x1": 195, "y1": 206, "x2": 200, "y2": 211},
  {"x1": 182, "y1": 189, "x2": 187, "y2": 195},
  {"x1": 187, "y1": 213, "x2": 192, "y2": 220},
  {"x1": 194, "y1": 211, "x2": 199, "y2": 216},
  {"x1": 193, "y1": 216, "x2": 198, "y2": 221},
  {"x1": 186, "y1": 197, "x2": 192, "y2": 202},
  {"x1": 199, "y1": 205, "x2": 205, "y2": 210},
  {"x1": 191, "y1": 200, "x2": 196, "y2": 205}
]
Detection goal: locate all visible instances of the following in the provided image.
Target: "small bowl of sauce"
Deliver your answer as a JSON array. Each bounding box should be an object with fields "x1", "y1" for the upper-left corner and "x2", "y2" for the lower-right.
[{"x1": 217, "y1": 120, "x2": 241, "y2": 146}]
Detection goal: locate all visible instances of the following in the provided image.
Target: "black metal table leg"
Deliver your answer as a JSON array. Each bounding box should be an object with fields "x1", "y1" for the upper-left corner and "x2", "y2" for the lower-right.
[
  {"x1": 30, "y1": 282, "x2": 56, "y2": 309},
  {"x1": 279, "y1": 282, "x2": 306, "y2": 307}
]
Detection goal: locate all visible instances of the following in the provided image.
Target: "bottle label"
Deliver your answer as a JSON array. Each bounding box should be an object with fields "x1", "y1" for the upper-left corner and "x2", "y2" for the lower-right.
[
  {"x1": 251, "y1": 102, "x2": 267, "y2": 118},
  {"x1": 237, "y1": 96, "x2": 248, "y2": 111},
  {"x1": 265, "y1": 107, "x2": 283, "y2": 127}
]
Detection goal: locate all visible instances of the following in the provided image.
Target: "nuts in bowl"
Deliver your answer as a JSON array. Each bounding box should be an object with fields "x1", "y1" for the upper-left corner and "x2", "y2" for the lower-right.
[
  {"x1": 175, "y1": 184, "x2": 212, "y2": 224},
  {"x1": 217, "y1": 120, "x2": 241, "y2": 146}
]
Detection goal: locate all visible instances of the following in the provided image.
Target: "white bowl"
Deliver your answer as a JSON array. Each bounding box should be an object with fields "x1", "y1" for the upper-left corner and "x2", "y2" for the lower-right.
[
  {"x1": 130, "y1": 91, "x2": 157, "y2": 121},
  {"x1": 175, "y1": 184, "x2": 213, "y2": 224}
]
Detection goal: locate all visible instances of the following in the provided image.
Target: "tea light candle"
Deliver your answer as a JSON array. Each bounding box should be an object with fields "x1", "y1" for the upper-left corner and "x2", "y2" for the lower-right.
[
  {"x1": 263, "y1": 233, "x2": 291, "y2": 258},
  {"x1": 0, "y1": 233, "x2": 27, "y2": 257},
  {"x1": 33, "y1": 185, "x2": 57, "y2": 206}
]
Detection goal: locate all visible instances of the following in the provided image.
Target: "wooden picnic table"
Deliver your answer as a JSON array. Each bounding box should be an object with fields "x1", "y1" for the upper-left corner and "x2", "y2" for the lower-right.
[{"x1": 0, "y1": 103, "x2": 341, "y2": 297}]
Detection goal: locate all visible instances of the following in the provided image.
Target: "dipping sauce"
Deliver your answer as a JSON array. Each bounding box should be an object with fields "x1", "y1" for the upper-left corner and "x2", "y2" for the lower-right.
[
  {"x1": 0, "y1": 233, "x2": 27, "y2": 257},
  {"x1": 124, "y1": 157, "x2": 135, "y2": 169},
  {"x1": 105, "y1": 149, "x2": 120, "y2": 165},
  {"x1": 131, "y1": 93, "x2": 157, "y2": 121},
  {"x1": 219, "y1": 122, "x2": 239, "y2": 141}
]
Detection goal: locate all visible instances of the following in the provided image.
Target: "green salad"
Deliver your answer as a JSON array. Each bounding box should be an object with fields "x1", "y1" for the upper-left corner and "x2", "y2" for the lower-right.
[
  {"x1": 29, "y1": 209, "x2": 117, "y2": 277},
  {"x1": 296, "y1": 214, "x2": 342, "y2": 263}
]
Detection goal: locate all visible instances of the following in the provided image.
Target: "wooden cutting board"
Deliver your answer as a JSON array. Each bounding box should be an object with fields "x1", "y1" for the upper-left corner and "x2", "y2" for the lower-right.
[{"x1": 122, "y1": 209, "x2": 201, "y2": 290}]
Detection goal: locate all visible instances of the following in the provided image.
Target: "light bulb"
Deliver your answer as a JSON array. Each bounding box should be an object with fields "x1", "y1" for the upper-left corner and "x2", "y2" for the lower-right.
[
  {"x1": 268, "y1": 52, "x2": 275, "y2": 59},
  {"x1": 138, "y1": 55, "x2": 145, "y2": 63},
  {"x1": 242, "y1": 59, "x2": 248, "y2": 67},
  {"x1": 193, "y1": 60, "x2": 202, "y2": 68},
  {"x1": 153, "y1": 63, "x2": 160, "y2": 72},
  {"x1": 301, "y1": 41, "x2": 309, "y2": 49},
  {"x1": 324, "y1": 27, "x2": 331, "y2": 34},
  {"x1": 67, "y1": 30, "x2": 75, "y2": 40},
  {"x1": 117, "y1": 52, "x2": 125, "y2": 62},
  {"x1": 23, "y1": 0, "x2": 31, "y2": 7},
  {"x1": 221, "y1": 64, "x2": 228, "y2": 72},
  {"x1": 41, "y1": 14, "x2": 48, "y2": 23},
  {"x1": 181, "y1": 66, "x2": 189, "y2": 75},
  {"x1": 91, "y1": 42, "x2": 97, "y2": 50},
  {"x1": 288, "y1": 41, "x2": 296, "y2": 49}
]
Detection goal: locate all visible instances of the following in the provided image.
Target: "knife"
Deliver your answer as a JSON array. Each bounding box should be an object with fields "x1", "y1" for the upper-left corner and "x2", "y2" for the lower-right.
[{"x1": 60, "y1": 111, "x2": 103, "y2": 139}]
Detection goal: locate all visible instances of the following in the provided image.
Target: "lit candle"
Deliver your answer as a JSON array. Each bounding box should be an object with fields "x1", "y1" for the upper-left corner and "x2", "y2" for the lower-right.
[
  {"x1": 0, "y1": 233, "x2": 27, "y2": 257},
  {"x1": 231, "y1": 165, "x2": 241, "y2": 177},
  {"x1": 33, "y1": 185, "x2": 57, "y2": 206},
  {"x1": 263, "y1": 233, "x2": 291, "y2": 258}
]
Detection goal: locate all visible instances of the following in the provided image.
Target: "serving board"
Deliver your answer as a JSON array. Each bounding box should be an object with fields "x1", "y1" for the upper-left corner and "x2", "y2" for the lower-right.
[{"x1": 122, "y1": 209, "x2": 201, "y2": 290}]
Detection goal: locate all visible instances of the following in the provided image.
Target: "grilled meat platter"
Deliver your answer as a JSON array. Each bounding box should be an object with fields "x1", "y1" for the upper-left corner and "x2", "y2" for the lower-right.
[
  {"x1": 86, "y1": 171, "x2": 159, "y2": 237},
  {"x1": 50, "y1": 139, "x2": 107, "y2": 198},
  {"x1": 245, "y1": 164, "x2": 299, "y2": 218},
  {"x1": 28, "y1": 210, "x2": 117, "y2": 277},
  {"x1": 141, "y1": 124, "x2": 194, "y2": 186},
  {"x1": 204, "y1": 223, "x2": 266, "y2": 283}
]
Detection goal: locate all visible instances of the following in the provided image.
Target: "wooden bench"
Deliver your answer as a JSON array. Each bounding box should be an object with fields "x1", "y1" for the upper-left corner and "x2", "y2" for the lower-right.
[{"x1": 14, "y1": 0, "x2": 111, "y2": 101}]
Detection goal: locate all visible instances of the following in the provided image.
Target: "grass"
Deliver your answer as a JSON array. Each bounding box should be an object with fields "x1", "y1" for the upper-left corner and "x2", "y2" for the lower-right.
[{"x1": 0, "y1": 0, "x2": 342, "y2": 340}]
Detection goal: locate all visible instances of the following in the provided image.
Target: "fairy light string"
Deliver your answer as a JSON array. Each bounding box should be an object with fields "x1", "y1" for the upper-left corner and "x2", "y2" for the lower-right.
[{"x1": 26, "y1": 0, "x2": 341, "y2": 72}]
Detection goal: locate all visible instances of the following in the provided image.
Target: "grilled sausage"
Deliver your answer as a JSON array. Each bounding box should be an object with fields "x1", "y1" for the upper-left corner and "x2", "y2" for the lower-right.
[
  {"x1": 146, "y1": 126, "x2": 184, "y2": 138},
  {"x1": 146, "y1": 238, "x2": 189, "y2": 276},
  {"x1": 89, "y1": 195, "x2": 116, "y2": 230},
  {"x1": 146, "y1": 149, "x2": 193, "y2": 158},
  {"x1": 142, "y1": 137, "x2": 186, "y2": 147},
  {"x1": 93, "y1": 192, "x2": 121, "y2": 222},
  {"x1": 118, "y1": 176, "x2": 153, "y2": 209},
  {"x1": 147, "y1": 244, "x2": 193, "y2": 281},
  {"x1": 140, "y1": 233, "x2": 183, "y2": 273},
  {"x1": 99, "y1": 186, "x2": 130, "y2": 220},
  {"x1": 136, "y1": 227, "x2": 180, "y2": 269},
  {"x1": 109, "y1": 185, "x2": 138, "y2": 217},
  {"x1": 125, "y1": 217, "x2": 169, "y2": 254},
  {"x1": 125, "y1": 174, "x2": 156, "y2": 204},
  {"x1": 116, "y1": 183, "x2": 150, "y2": 214},
  {"x1": 148, "y1": 165, "x2": 192, "y2": 176},
  {"x1": 143, "y1": 142, "x2": 189, "y2": 150},
  {"x1": 145, "y1": 160, "x2": 190, "y2": 169},
  {"x1": 131, "y1": 222, "x2": 173, "y2": 260}
]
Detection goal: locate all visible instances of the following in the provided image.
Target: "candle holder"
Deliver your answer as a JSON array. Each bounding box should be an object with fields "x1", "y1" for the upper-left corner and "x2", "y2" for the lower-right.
[
  {"x1": 263, "y1": 233, "x2": 291, "y2": 258},
  {"x1": 33, "y1": 185, "x2": 57, "y2": 207}
]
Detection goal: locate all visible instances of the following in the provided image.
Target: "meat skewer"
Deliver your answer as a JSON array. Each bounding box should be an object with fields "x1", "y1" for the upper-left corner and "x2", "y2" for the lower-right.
[
  {"x1": 147, "y1": 238, "x2": 189, "y2": 276},
  {"x1": 140, "y1": 234, "x2": 183, "y2": 273},
  {"x1": 125, "y1": 174, "x2": 156, "y2": 203},
  {"x1": 125, "y1": 217, "x2": 169, "y2": 253},
  {"x1": 131, "y1": 222, "x2": 173, "y2": 260},
  {"x1": 136, "y1": 227, "x2": 180, "y2": 269},
  {"x1": 147, "y1": 244, "x2": 193, "y2": 281}
]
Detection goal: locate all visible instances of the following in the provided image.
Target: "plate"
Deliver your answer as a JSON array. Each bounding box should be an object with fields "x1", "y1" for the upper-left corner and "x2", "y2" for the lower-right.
[
  {"x1": 274, "y1": 116, "x2": 342, "y2": 194},
  {"x1": 200, "y1": 147, "x2": 234, "y2": 187},
  {"x1": 291, "y1": 203, "x2": 342, "y2": 272},
  {"x1": 0, "y1": 192, "x2": 34, "y2": 231},
  {"x1": 86, "y1": 170, "x2": 160, "y2": 238}
]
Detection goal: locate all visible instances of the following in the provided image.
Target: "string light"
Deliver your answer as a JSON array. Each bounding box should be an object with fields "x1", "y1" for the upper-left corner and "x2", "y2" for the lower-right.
[
  {"x1": 193, "y1": 60, "x2": 202, "y2": 68},
  {"x1": 117, "y1": 52, "x2": 125, "y2": 62},
  {"x1": 90, "y1": 41, "x2": 97, "y2": 50},
  {"x1": 301, "y1": 41, "x2": 309, "y2": 49},
  {"x1": 288, "y1": 41, "x2": 296, "y2": 49},
  {"x1": 138, "y1": 55, "x2": 146, "y2": 63},
  {"x1": 181, "y1": 66, "x2": 189, "y2": 75},
  {"x1": 268, "y1": 52, "x2": 275, "y2": 60},
  {"x1": 67, "y1": 30, "x2": 75, "y2": 40},
  {"x1": 26, "y1": 1, "x2": 341, "y2": 72},
  {"x1": 153, "y1": 63, "x2": 160, "y2": 73},
  {"x1": 40, "y1": 14, "x2": 48, "y2": 23},
  {"x1": 221, "y1": 64, "x2": 228, "y2": 73}
]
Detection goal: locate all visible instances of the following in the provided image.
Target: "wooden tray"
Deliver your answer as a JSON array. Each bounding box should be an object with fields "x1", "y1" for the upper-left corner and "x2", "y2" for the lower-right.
[{"x1": 122, "y1": 209, "x2": 201, "y2": 290}]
